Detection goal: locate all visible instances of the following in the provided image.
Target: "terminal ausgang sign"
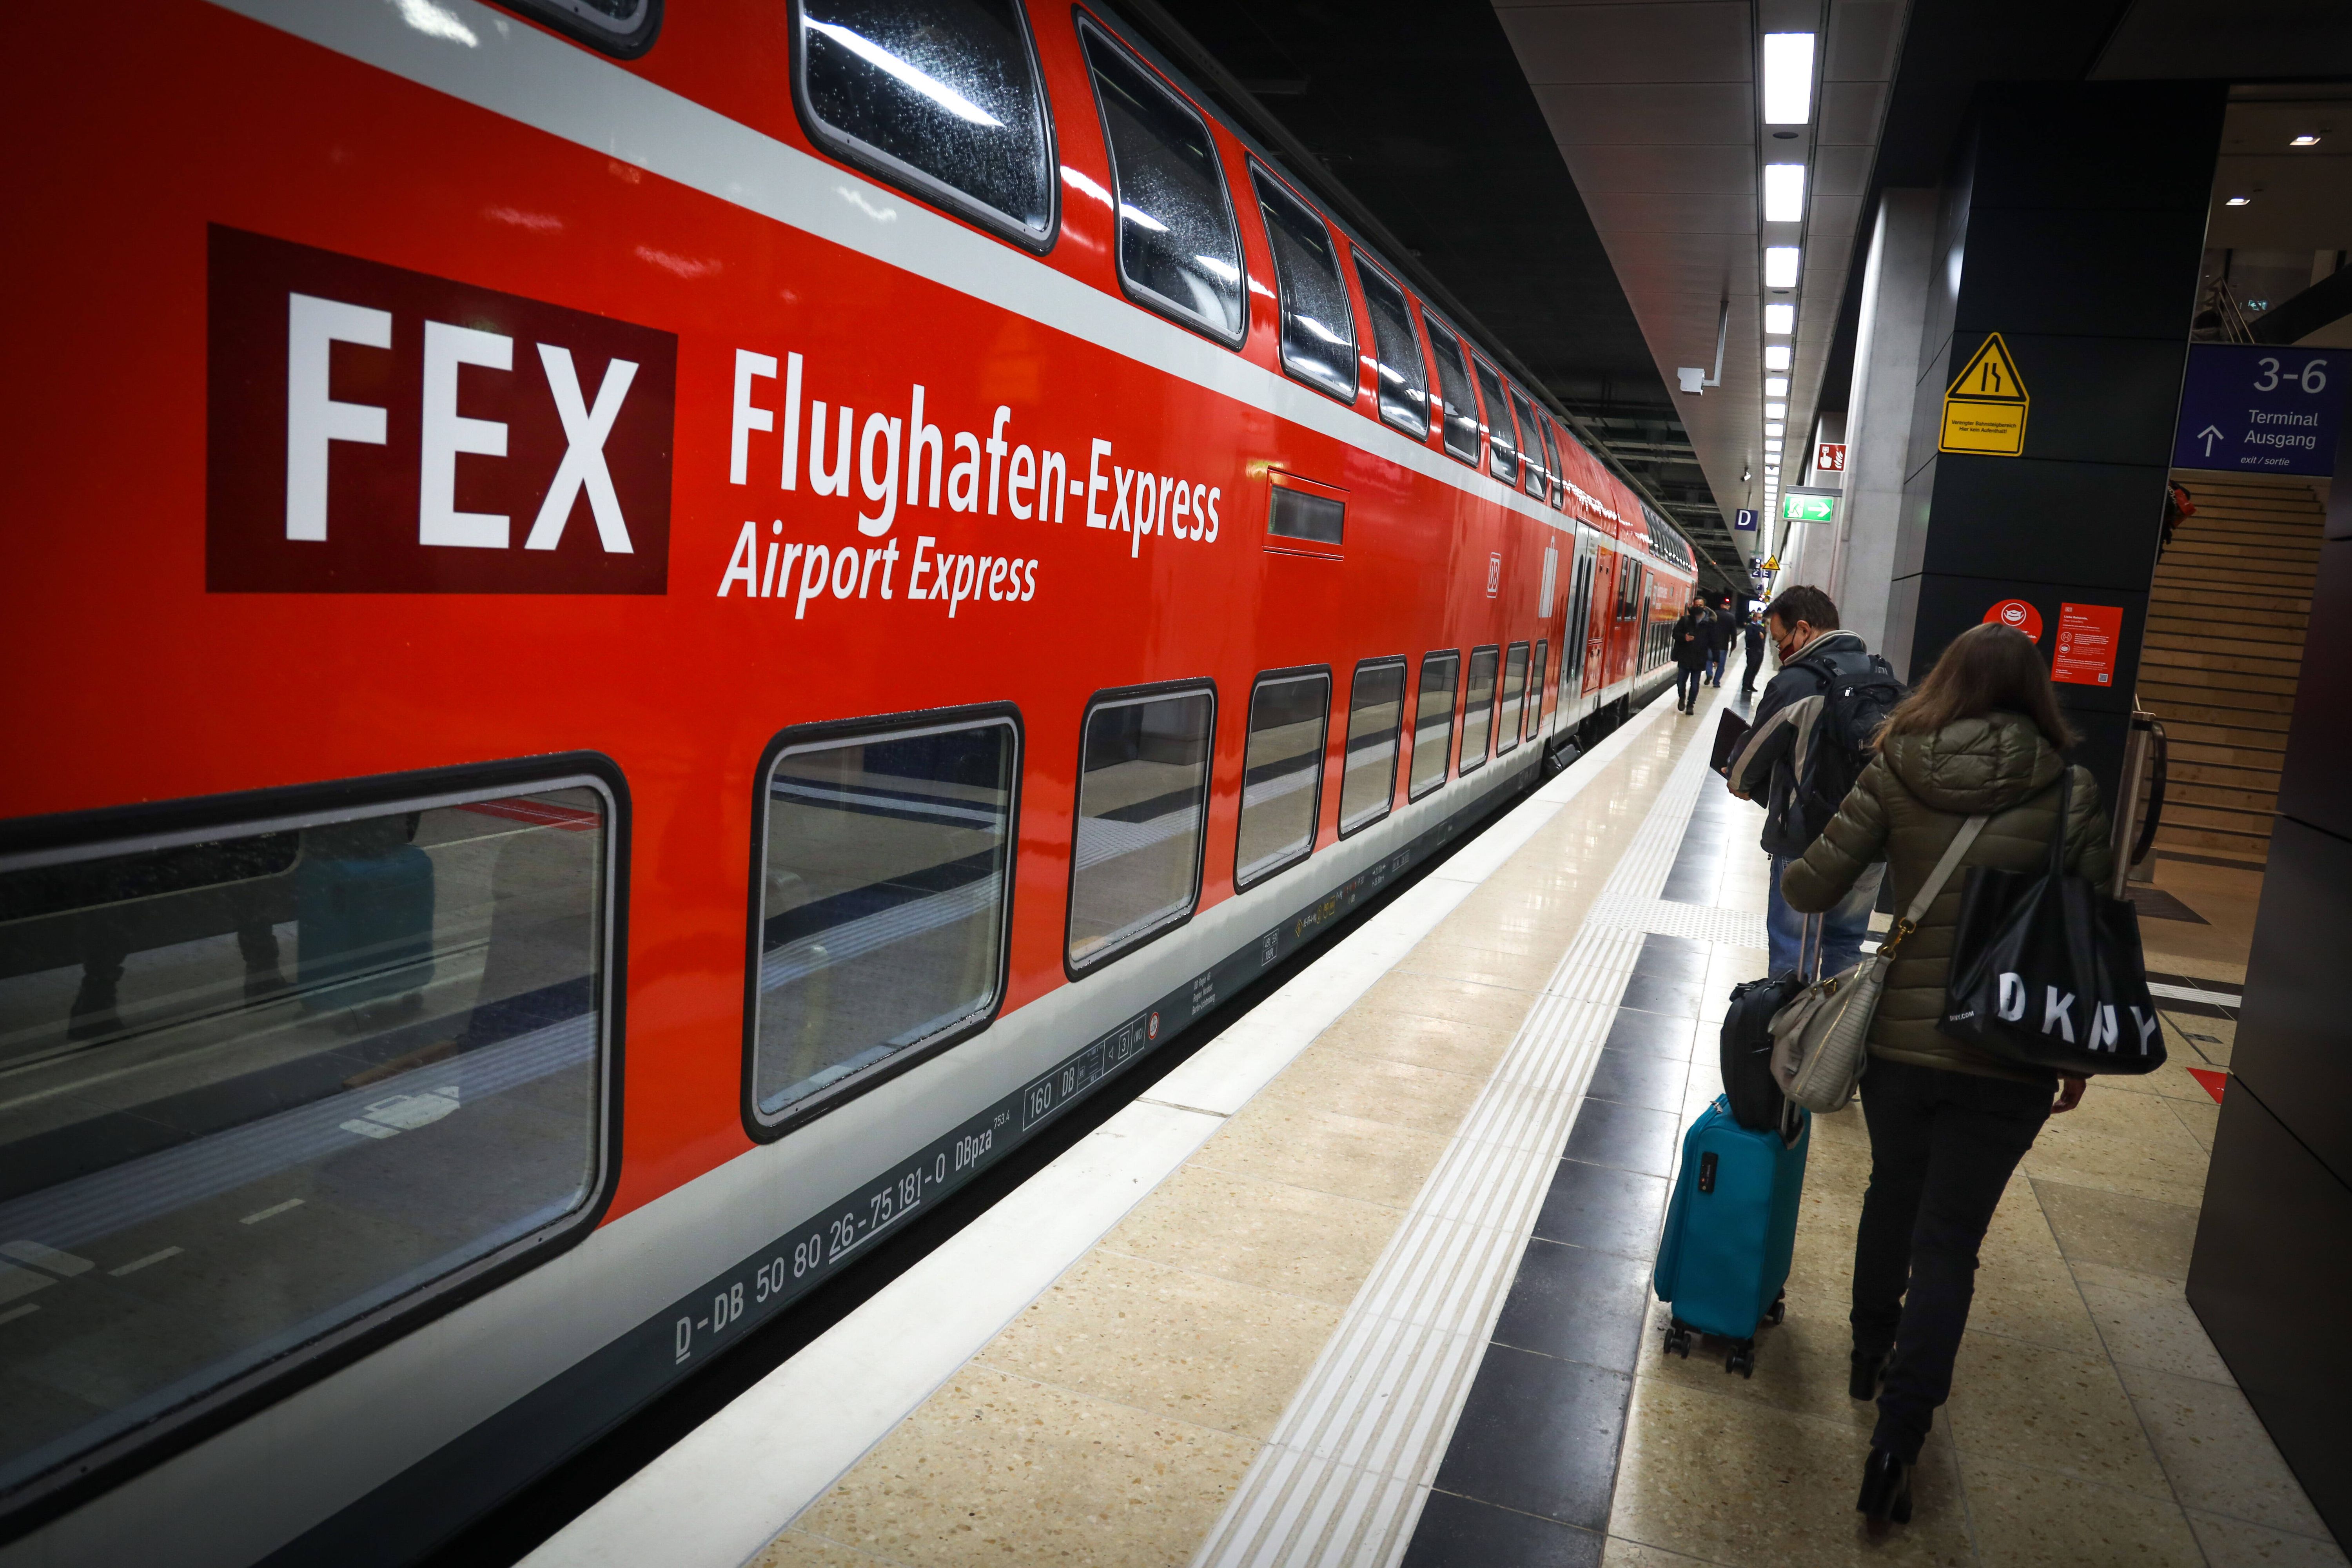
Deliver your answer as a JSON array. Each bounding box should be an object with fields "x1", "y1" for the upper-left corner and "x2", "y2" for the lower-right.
[
  {"x1": 1939, "y1": 334, "x2": 2029, "y2": 456},
  {"x1": 2171, "y1": 344, "x2": 2346, "y2": 477}
]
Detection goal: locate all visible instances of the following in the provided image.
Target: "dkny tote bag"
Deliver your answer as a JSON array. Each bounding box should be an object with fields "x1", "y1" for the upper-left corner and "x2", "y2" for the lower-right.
[{"x1": 1938, "y1": 771, "x2": 2165, "y2": 1075}]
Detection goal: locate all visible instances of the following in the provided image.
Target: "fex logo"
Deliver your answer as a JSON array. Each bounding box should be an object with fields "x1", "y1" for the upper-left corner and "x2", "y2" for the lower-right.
[{"x1": 207, "y1": 226, "x2": 677, "y2": 593}]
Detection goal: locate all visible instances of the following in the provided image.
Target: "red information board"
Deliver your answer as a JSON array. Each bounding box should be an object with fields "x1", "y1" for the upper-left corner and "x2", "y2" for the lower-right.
[{"x1": 2052, "y1": 602, "x2": 2123, "y2": 686}]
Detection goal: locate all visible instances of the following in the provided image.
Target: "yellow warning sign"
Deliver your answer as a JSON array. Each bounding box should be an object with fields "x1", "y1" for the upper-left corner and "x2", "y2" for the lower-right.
[{"x1": 1940, "y1": 333, "x2": 2030, "y2": 456}]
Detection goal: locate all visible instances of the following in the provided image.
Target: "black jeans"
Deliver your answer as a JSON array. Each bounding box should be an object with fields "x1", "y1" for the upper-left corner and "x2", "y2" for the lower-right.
[
  {"x1": 1740, "y1": 647, "x2": 1762, "y2": 695},
  {"x1": 1674, "y1": 666, "x2": 1703, "y2": 706},
  {"x1": 1853, "y1": 1056, "x2": 2054, "y2": 1461}
]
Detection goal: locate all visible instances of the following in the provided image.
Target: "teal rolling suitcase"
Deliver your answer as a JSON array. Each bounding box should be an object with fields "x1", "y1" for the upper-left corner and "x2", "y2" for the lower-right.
[{"x1": 1651, "y1": 1094, "x2": 1809, "y2": 1376}]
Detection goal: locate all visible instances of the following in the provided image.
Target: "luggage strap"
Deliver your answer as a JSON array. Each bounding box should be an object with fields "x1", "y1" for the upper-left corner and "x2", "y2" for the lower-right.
[{"x1": 1878, "y1": 815, "x2": 1991, "y2": 962}]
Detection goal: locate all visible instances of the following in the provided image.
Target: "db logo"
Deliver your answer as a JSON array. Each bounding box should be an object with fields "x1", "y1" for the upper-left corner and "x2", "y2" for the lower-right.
[
  {"x1": 206, "y1": 226, "x2": 677, "y2": 593},
  {"x1": 1983, "y1": 599, "x2": 2043, "y2": 642},
  {"x1": 1486, "y1": 553, "x2": 1503, "y2": 597}
]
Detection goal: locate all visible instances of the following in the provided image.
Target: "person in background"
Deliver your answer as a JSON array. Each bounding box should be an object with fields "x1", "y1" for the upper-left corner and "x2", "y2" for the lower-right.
[
  {"x1": 1739, "y1": 610, "x2": 1766, "y2": 700},
  {"x1": 1706, "y1": 593, "x2": 1737, "y2": 685},
  {"x1": 1778, "y1": 622, "x2": 2103, "y2": 1530},
  {"x1": 1721, "y1": 584, "x2": 1886, "y2": 977},
  {"x1": 1671, "y1": 599, "x2": 1711, "y2": 714}
]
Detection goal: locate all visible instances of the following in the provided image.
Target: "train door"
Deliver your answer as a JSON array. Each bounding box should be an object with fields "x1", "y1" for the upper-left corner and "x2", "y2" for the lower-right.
[
  {"x1": 1579, "y1": 534, "x2": 1611, "y2": 697},
  {"x1": 1563, "y1": 533, "x2": 1597, "y2": 714},
  {"x1": 1609, "y1": 553, "x2": 1643, "y2": 686}
]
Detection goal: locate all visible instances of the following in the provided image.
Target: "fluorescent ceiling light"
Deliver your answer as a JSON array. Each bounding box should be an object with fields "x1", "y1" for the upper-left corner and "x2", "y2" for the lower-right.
[
  {"x1": 1765, "y1": 422, "x2": 1785, "y2": 437},
  {"x1": 1761, "y1": 33, "x2": 1815, "y2": 125},
  {"x1": 1766, "y1": 401, "x2": 1786, "y2": 419},
  {"x1": 1763, "y1": 304, "x2": 1795, "y2": 334},
  {"x1": 2292, "y1": 134, "x2": 2321, "y2": 146},
  {"x1": 1762, "y1": 163, "x2": 1806, "y2": 223},
  {"x1": 1766, "y1": 375, "x2": 1789, "y2": 396},
  {"x1": 2225, "y1": 196, "x2": 2251, "y2": 206},
  {"x1": 1764, "y1": 247, "x2": 1800, "y2": 288},
  {"x1": 1764, "y1": 438, "x2": 1783, "y2": 451},
  {"x1": 1764, "y1": 345, "x2": 1791, "y2": 370}
]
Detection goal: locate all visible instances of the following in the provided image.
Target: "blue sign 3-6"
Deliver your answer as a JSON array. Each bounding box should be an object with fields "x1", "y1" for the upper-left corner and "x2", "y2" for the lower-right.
[{"x1": 2172, "y1": 344, "x2": 2346, "y2": 477}]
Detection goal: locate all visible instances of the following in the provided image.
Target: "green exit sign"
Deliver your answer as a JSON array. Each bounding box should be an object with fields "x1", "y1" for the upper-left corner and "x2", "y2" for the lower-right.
[{"x1": 1782, "y1": 492, "x2": 1837, "y2": 523}]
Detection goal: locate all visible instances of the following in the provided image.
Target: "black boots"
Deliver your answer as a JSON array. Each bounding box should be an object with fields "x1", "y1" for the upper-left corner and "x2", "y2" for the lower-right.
[
  {"x1": 1856, "y1": 1445, "x2": 1913, "y2": 1528},
  {"x1": 1849, "y1": 1349, "x2": 1887, "y2": 1401}
]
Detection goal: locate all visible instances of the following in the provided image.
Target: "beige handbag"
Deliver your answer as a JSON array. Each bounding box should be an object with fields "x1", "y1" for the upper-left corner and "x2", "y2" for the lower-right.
[{"x1": 1769, "y1": 817, "x2": 1989, "y2": 1112}]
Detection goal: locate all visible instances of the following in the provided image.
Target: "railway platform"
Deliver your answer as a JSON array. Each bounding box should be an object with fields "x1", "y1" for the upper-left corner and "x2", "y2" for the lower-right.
[{"x1": 524, "y1": 681, "x2": 2332, "y2": 1568}]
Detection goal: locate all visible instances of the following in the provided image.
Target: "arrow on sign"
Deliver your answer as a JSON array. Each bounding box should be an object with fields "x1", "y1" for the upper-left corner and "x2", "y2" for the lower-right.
[{"x1": 2197, "y1": 423, "x2": 2225, "y2": 456}]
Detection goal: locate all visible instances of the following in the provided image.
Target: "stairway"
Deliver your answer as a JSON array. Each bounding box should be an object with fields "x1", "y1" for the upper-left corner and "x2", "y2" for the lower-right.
[{"x1": 2136, "y1": 474, "x2": 2324, "y2": 865}]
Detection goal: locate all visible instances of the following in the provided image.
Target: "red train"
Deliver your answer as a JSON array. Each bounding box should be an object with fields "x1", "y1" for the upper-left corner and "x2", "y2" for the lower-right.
[{"x1": 0, "y1": 0, "x2": 1695, "y2": 1559}]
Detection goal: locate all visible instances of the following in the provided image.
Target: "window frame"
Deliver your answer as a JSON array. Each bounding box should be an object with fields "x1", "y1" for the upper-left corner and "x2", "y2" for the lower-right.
[
  {"x1": 0, "y1": 753, "x2": 630, "y2": 1526},
  {"x1": 1407, "y1": 649, "x2": 1460, "y2": 802},
  {"x1": 1472, "y1": 358, "x2": 1519, "y2": 486},
  {"x1": 1496, "y1": 641, "x2": 1530, "y2": 757},
  {"x1": 1537, "y1": 413, "x2": 1566, "y2": 509},
  {"x1": 1420, "y1": 310, "x2": 1484, "y2": 467},
  {"x1": 1064, "y1": 677, "x2": 1218, "y2": 980},
  {"x1": 503, "y1": 0, "x2": 663, "y2": 57},
  {"x1": 790, "y1": 0, "x2": 1060, "y2": 254},
  {"x1": 741, "y1": 702, "x2": 1024, "y2": 1141},
  {"x1": 1507, "y1": 385, "x2": 1547, "y2": 501},
  {"x1": 1335, "y1": 656, "x2": 1408, "y2": 839},
  {"x1": 1233, "y1": 664, "x2": 1331, "y2": 893},
  {"x1": 1352, "y1": 252, "x2": 1431, "y2": 440},
  {"x1": 1076, "y1": 16, "x2": 1249, "y2": 347},
  {"x1": 1530, "y1": 639, "x2": 1549, "y2": 740},
  {"x1": 1248, "y1": 159, "x2": 1360, "y2": 405},
  {"x1": 1459, "y1": 644, "x2": 1500, "y2": 775}
]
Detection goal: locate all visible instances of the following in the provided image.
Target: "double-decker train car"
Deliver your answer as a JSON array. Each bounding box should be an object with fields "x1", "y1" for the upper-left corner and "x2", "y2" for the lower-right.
[{"x1": 0, "y1": 1, "x2": 1695, "y2": 1560}]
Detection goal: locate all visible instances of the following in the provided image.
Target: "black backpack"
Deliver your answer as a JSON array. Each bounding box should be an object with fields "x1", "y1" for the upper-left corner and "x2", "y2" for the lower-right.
[{"x1": 1792, "y1": 646, "x2": 1905, "y2": 844}]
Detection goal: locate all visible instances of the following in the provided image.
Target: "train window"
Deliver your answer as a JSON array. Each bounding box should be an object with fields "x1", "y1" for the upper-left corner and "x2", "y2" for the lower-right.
[
  {"x1": 750, "y1": 713, "x2": 1016, "y2": 1127},
  {"x1": 1250, "y1": 164, "x2": 1358, "y2": 403},
  {"x1": 1353, "y1": 257, "x2": 1429, "y2": 438},
  {"x1": 1068, "y1": 683, "x2": 1216, "y2": 971},
  {"x1": 0, "y1": 763, "x2": 619, "y2": 1494},
  {"x1": 1235, "y1": 669, "x2": 1329, "y2": 890},
  {"x1": 1338, "y1": 659, "x2": 1407, "y2": 835},
  {"x1": 1423, "y1": 317, "x2": 1483, "y2": 465},
  {"x1": 1268, "y1": 485, "x2": 1346, "y2": 544},
  {"x1": 1530, "y1": 641, "x2": 1548, "y2": 738},
  {"x1": 1408, "y1": 650, "x2": 1458, "y2": 800},
  {"x1": 1497, "y1": 642, "x2": 1529, "y2": 755},
  {"x1": 1537, "y1": 415, "x2": 1565, "y2": 508},
  {"x1": 1508, "y1": 387, "x2": 1547, "y2": 500},
  {"x1": 503, "y1": 0, "x2": 662, "y2": 58},
  {"x1": 1474, "y1": 361, "x2": 1518, "y2": 486},
  {"x1": 1081, "y1": 24, "x2": 1245, "y2": 344},
  {"x1": 794, "y1": 0, "x2": 1056, "y2": 250},
  {"x1": 1460, "y1": 646, "x2": 1499, "y2": 773}
]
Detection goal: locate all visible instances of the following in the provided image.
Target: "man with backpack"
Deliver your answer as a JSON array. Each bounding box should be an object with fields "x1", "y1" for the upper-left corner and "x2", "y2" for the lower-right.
[
  {"x1": 1723, "y1": 585, "x2": 1900, "y2": 980},
  {"x1": 1672, "y1": 599, "x2": 1712, "y2": 713}
]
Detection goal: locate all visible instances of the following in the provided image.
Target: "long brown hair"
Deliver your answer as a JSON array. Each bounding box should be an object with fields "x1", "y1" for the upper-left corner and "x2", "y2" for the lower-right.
[{"x1": 1878, "y1": 623, "x2": 2075, "y2": 749}]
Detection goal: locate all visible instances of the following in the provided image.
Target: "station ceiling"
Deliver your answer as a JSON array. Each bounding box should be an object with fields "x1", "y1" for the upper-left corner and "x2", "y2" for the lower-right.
[
  {"x1": 1145, "y1": 0, "x2": 2352, "y2": 603},
  {"x1": 1134, "y1": 0, "x2": 1751, "y2": 594}
]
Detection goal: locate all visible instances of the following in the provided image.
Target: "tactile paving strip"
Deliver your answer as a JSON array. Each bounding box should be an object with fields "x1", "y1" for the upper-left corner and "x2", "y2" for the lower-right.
[{"x1": 1192, "y1": 705, "x2": 1722, "y2": 1568}]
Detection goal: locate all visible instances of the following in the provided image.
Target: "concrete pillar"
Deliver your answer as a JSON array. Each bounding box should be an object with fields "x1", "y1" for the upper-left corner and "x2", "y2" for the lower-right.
[
  {"x1": 1887, "y1": 82, "x2": 2225, "y2": 800},
  {"x1": 1831, "y1": 190, "x2": 1936, "y2": 650}
]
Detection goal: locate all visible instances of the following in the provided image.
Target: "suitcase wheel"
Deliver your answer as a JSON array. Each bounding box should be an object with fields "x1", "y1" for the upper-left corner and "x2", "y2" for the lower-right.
[
  {"x1": 1663, "y1": 1322, "x2": 1693, "y2": 1359},
  {"x1": 1766, "y1": 1291, "x2": 1787, "y2": 1327},
  {"x1": 1726, "y1": 1343, "x2": 1756, "y2": 1378}
]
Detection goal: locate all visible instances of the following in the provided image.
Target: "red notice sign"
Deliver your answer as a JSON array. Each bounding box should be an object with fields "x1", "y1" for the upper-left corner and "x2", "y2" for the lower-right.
[
  {"x1": 2052, "y1": 603, "x2": 2124, "y2": 687},
  {"x1": 1983, "y1": 599, "x2": 2043, "y2": 642}
]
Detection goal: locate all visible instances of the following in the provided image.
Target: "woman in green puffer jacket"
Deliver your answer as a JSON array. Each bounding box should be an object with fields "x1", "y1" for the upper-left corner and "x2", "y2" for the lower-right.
[{"x1": 1781, "y1": 621, "x2": 2111, "y2": 1528}]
